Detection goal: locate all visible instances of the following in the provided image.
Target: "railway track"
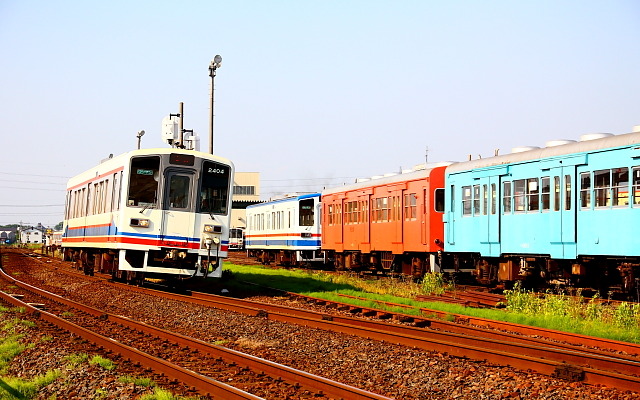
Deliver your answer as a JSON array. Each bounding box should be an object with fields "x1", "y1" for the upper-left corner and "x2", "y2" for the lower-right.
[
  {"x1": 0, "y1": 250, "x2": 390, "y2": 400},
  {"x1": 3, "y1": 248, "x2": 639, "y2": 398}
]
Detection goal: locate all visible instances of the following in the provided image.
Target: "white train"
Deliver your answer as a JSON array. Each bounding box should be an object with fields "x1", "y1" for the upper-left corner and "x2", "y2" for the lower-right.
[
  {"x1": 245, "y1": 193, "x2": 325, "y2": 265},
  {"x1": 62, "y1": 148, "x2": 234, "y2": 282}
]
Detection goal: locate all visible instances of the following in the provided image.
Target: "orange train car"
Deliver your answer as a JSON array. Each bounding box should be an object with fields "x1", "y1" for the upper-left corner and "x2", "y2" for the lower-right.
[{"x1": 321, "y1": 163, "x2": 450, "y2": 277}]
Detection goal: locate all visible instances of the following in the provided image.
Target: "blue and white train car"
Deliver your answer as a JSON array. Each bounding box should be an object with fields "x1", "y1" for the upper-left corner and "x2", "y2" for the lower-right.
[
  {"x1": 245, "y1": 193, "x2": 325, "y2": 266},
  {"x1": 62, "y1": 148, "x2": 234, "y2": 282},
  {"x1": 444, "y1": 130, "x2": 640, "y2": 291}
]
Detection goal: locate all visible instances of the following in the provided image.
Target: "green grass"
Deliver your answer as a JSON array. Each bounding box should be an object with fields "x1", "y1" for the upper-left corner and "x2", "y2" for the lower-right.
[
  {"x1": 225, "y1": 263, "x2": 640, "y2": 343},
  {"x1": 138, "y1": 388, "x2": 202, "y2": 400},
  {"x1": 118, "y1": 375, "x2": 156, "y2": 387}
]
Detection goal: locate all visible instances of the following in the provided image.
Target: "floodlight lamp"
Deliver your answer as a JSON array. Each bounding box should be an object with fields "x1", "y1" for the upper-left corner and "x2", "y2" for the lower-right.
[{"x1": 138, "y1": 130, "x2": 145, "y2": 137}]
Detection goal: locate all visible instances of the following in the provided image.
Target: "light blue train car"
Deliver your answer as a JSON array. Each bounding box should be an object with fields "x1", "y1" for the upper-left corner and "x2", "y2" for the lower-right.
[
  {"x1": 245, "y1": 193, "x2": 325, "y2": 266},
  {"x1": 444, "y1": 130, "x2": 640, "y2": 292}
]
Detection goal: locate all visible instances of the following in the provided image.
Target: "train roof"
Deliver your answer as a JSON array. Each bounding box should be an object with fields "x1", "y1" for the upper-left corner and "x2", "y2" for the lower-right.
[
  {"x1": 246, "y1": 193, "x2": 320, "y2": 209},
  {"x1": 322, "y1": 162, "x2": 452, "y2": 196},
  {"x1": 66, "y1": 148, "x2": 234, "y2": 189},
  {"x1": 446, "y1": 130, "x2": 640, "y2": 174}
]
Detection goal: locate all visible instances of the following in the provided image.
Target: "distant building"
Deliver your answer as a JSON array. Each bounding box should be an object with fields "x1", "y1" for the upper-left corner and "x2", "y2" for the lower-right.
[
  {"x1": 19, "y1": 226, "x2": 45, "y2": 244},
  {"x1": 231, "y1": 172, "x2": 263, "y2": 229},
  {"x1": 0, "y1": 227, "x2": 17, "y2": 244}
]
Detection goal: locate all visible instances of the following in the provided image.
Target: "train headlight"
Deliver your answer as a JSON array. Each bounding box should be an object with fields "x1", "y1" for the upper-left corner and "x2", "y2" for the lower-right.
[
  {"x1": 130, "y1": 218, "x2": 150, "y2": 228},
  {"x1": 203, "y1": 224, "x2": 222, "y2": 233}
]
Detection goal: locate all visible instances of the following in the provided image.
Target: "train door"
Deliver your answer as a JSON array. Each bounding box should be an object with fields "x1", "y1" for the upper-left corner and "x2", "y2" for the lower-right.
[
  {"x1": 485, "y1": 176, "x2": 501, "y2": 256},
  {"x1": 549, "y1": 166, "x2": 577, "y2": 259},
  {"x1": 160, "y1": 169, "x2": 195, "y2": 246}
]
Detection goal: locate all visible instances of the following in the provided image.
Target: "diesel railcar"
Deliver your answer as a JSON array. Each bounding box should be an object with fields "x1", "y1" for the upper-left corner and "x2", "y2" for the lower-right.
[
  {"x1": 322, "y1": 163, "x2": 452, "y2": 277},
  {"x1": 245, "y1": 193, "x2": 324, "y2": 265},
  {"x1": 62, "y1": 148, "x2": 234, "y2": 282},
  {"x1": 445, "y1": 131, "x2": 640, "y2": 292}
]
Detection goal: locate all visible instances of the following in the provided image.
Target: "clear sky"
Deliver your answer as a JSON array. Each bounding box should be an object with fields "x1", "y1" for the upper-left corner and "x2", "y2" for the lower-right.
[{"x1": 1, "y1": 0, "x2": 639, "y2": 227}]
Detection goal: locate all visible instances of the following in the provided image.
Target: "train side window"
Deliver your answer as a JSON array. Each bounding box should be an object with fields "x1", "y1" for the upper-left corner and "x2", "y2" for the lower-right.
[
  {"x1": 462, "y1": 186, "x2": 471, "y2": 216},
  {"x1": 580, "y1": 172, "x2": 591, "y2": 209},
  {"x1": 434, "y1": 188, "x2": 445, "y2": 213},
  {"x1": 473, "y1": 185, "x2": 480, "y2": 215},
  {"x1": 613, "y1": 167, "x2": 629, "y2": 207},
  {"x1": 404, "y1": 193, "x2": 417, "y2": 220},
  {"x1": 502, "y1": 182, "x2": 511, "y2": 213},
  {"x1": 541, "y1": 177, "x2": 550, "y2": 211},
  {"x1": 634, "y1": 168, "x2": 640, "y2": 206},
  {"x1": 128, "y1": 156, "x2": 160, "y2": 208},
  {"x1": 564, "y1": 175, "x2": 572, "y2": 210},
  {"x1": 527, "y1": 178, "x2": 539, "y2": 212},
  {"x1": 594, "y1": 169, "x2": 611, "y2": 208},
  {"x1": 514, "y1": 180, "x2": 525, "y2": 212},
  {"x1": 554, "y1": 176, "x2": 561, "y2": 211}
]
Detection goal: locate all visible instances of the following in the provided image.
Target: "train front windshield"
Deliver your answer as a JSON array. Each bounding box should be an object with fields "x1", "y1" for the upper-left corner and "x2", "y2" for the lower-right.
[{"x1": 199, "y1": 160, "x2": 231, "y2": 214}]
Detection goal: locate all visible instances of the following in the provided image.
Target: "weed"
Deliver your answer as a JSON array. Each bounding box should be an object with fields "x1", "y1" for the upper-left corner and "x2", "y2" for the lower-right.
[
  {"x1": 89, "y1": 355, "x2": 116, "y2": 371},
  {"x1": 63, "y1": 353, "x2": 88, "y2": 367},
  {"x1": 138, "y1": 387, "x2": 202, "y2": 400},
  {"x1": 118, "y1": 375, "x2": 156, "y2": 387}
]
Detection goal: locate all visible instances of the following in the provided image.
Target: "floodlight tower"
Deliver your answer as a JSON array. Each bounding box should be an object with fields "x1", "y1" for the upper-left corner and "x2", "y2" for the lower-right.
[
  {"x1": 208, "y1": 54, "x2": 222, "y2": 154},
  {"x1": 136, "y1": 130, "x2": 145, "y2": 149}
]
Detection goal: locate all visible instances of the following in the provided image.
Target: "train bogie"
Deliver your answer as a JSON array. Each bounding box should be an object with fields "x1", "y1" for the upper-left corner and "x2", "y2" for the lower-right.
[{"x1": 62, "y1": 148, "x2": 234, "y2": 281}]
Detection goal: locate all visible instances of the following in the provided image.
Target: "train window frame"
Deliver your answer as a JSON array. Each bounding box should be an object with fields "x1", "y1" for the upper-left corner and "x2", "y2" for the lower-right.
[
  {"x1": 490, "y1": 184, "x2": 496, "y2": 215},
  {"x1": 580, "y1": 172, "x2": 591, "y2": 209},
  {"x1": 482, "y1": 184, "x2": 488, "y2": 215},
  {"x1": 167, "y1": 173, "x2": 191, "y2": 210},
  {"x1": 299, "y1": 198, "x2": 315, "y2": 226},
  {"x1": 633, "y1": 167, "x2": 640, "y2": 206},
  {"x1": 127, "y1": 156, "x2": 160, "y2": 209},
  {"x1": 513, "y1": 180, "x2": 526, "y2": 212},
  {"x1": 527, "y1": 178, "x2": 539, "y2": 212},
  {"x1": 594, "y1": 169, "x2": 611, "y2": 208},
  {"x1": 473, "y1": 185, "x2": 480, "y2": 216},
  {"x1": 540, "y1": 177, "x2": 551, "y2": 211},
  {"x1": 199, "y1": 160, "x2": 231, "y2": 215},
  {"x1": 502, "y1": 181, "x2": 511, "y2": 214},
  {"x1": 612, "y1": 167, "x2": 629, "y2": 207},
  {"x1": 554, "y1": 176, "x2": 561, "y2": 211},
  {"x1": 564, "y1": 175, "x2": 572, "y2": 211},
  {"x1": 462, "y1": 186, "x2": 472, "y2": 216},
  {"x1": 434, "y1": 188, "x2": 445, "y2": 213}
]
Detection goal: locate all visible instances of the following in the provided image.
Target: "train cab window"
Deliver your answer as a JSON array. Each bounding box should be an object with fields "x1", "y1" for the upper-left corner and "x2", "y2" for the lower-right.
[
  {"x1": 580, "y1": 172, "x2": 591, "y2": 209},
  {"x1": 299, "y1": 198, "x2": 315, "y2": 226},
  {"x1": 502, "y1": 182, "x2": 511, "y2": 213},
  {"x1": 541, "y1": 177, "x2": 551, "y2": 211},
  {"x1": 199, "y1": 161, "x2": 230, "y2": 214},
  {"x1": 434, "y1": 189, "x2": 445, "y2": 212},
  {"x1": 128, "y1": 156, "x2": 160, "y2": 208}
]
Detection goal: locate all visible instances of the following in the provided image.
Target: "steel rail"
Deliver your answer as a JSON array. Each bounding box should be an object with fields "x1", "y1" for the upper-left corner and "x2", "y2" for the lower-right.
[
  {"x1": 0, "y1": 268, "x2": 393, "y2": 400},
  {"x1": 0, "y1": 290, "x2": 263, "y2": 400}
]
